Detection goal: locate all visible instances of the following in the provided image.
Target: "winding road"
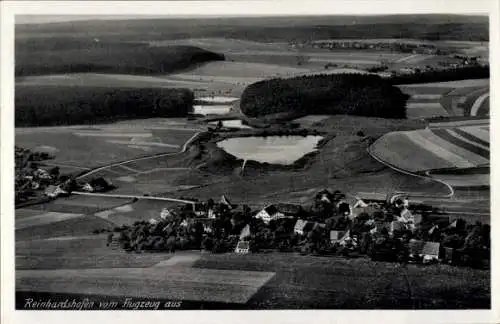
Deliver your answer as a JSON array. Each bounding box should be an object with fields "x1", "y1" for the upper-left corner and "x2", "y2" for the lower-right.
[
  {"x1": 73, "y1": 130, "x2": 203, "y2": 204},
  {"x1": 77, "y1": 131, "x2": 202, "y2": 180}
]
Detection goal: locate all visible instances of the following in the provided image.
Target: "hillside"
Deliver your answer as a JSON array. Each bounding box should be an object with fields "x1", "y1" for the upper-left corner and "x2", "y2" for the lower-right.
[
  {"x1": 15, "y1": 41, "x2": 225, "y2": 77},
  {"x1": 16, "y1": 15, "x2": 488, "y2": 42}
]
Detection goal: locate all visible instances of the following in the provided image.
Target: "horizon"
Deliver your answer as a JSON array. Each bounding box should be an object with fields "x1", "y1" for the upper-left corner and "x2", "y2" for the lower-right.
[{"x1": 15, "y1": 13, "x2": 488, "y2": 25}]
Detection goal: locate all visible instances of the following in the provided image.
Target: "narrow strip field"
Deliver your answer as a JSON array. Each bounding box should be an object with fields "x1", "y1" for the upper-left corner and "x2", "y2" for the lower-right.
[
  {"x1": 370, "y1": 125, "x2": 490, "y2": 174},
  {"x1": 17, "y1": 267, "x2": 276, "y2": 304}
]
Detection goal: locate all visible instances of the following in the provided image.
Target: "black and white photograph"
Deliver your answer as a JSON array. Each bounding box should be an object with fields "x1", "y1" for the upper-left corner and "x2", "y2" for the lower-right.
[{"x1": 1, "y1": 0, "x2": 498, "y2": 322}]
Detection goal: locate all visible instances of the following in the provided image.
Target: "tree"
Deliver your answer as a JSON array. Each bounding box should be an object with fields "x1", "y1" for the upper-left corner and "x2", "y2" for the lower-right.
[{"x1": 49, "y1": 166, "x2": 60, "y2": 179}]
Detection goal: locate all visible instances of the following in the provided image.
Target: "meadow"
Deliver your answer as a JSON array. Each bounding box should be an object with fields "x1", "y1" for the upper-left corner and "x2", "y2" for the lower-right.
[{"x1": 16, "y1": 120, "x2": 200, "y2": 169}]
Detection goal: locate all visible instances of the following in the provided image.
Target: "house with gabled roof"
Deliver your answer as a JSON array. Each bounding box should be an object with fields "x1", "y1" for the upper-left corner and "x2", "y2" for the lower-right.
[{"x1": 255, "y1": 203, "x2": 302, "y2": 224}]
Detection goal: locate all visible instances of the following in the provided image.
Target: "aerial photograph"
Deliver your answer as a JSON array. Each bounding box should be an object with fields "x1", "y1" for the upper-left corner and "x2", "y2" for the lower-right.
[{"x1": 13, "y1": 12, "x2": 490, "y2": 310}]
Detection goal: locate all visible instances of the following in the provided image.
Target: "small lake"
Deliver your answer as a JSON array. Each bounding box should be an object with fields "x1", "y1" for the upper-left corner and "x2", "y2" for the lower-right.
[
  {"x1": 217, "y1": 135, "x2": 324, "y2": 165},
  {"x1": 196, "y1": 96, "x2": 239, "y2": 103},
  {"x1": 208, "y1": 119, "x2": 252, "y2": 129},
  {"x1": 193, "y1": 105, "x2": 232, "y2": 115}
]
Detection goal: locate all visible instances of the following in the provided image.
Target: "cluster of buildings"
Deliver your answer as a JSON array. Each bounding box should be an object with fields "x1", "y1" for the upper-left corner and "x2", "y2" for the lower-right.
[
  {"x1": 15, "y1": 146, "x2": 115, "y2": 203},
  {"x1": 305, "y1": 40, "x2": 440, "y2": 55}
]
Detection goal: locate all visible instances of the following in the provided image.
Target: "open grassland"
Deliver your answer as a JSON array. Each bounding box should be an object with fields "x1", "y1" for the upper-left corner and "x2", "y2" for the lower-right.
[
  {"x1": 15, "y1": 195, "x2": 133, "y2": 241},
  {"x1": 16, "y1": 122, "x2": 199, "y2": 169},
  {"x1": 17, "y1": 73, "x2": 208, "y2": 88},
  {"x1": 149, "y1": 38, "x2": 292, "y2": 53},
  {"x1": 16, "y1": 235, "x2": 173, "y2": 270},
  {"x1": 17, "y1": 266, "x2": 275, "y2": 304},
  {"x1": 193, "y1": 253, "x2": 489, "y2": 309},
  {"x1": 15, "y1": 215, "x2": 114, "y2": 241},
  {"x1": 174, "y1": 61, "x2": 310, "y2": 78},
  {"x1": 370, "y1": 125, "x2": 489, "y2": 175}
]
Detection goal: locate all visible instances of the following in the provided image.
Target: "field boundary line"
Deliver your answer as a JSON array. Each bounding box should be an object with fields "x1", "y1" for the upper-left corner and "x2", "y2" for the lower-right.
[
  {"x1": 77, "y1": 131, "x2": 201, "y2": 180},
  {"x1": 41, "y1": 162, "x2": 91, "y2": 170},
  {"x1": 72, "y1": 191, "x2": 195, "y2": 204},
  {"x1": 116, "y1": 165, "x2": 140, "y2": 173},
  {"x1": 134, "y1": 167, "x2": 190, "y2": 175},
  {"x1": 367, "y1": 139, "x2": 454, "y2": 199}
]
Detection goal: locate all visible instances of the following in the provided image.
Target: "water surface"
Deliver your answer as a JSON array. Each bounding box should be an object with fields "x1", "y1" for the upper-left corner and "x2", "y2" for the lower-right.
[{"x1": 217, "y1": 135, "x2": 323, "y2": 165}]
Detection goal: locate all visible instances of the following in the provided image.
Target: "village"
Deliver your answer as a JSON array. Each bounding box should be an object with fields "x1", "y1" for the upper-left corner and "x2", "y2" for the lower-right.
[
  {"x1": 101, "y1": 189, "x2": 489, "y2": 270},
  {"x1": 14, "y1": 144, "x2": 490, "y2": 270}
]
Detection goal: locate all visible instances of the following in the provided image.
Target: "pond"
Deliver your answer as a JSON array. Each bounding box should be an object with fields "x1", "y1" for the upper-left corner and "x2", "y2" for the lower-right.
[
  {"x1": 193, "y1": 105, "x2": 232, "y2": 115},
  {"x1": 196, "y1": 96, "x2": 239, "y2": 103},
  {"x1": 216, "y1": 135, "x2": 324, "y2": 165},
  {"x1": 208, "y1": 119, "x2": 252, "y2": 129}
]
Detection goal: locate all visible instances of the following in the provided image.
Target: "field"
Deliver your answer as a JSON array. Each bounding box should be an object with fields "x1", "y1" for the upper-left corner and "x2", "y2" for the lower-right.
[
  {"x1": 397, "y1": 79, "x2": 490, "y2": 119},
  {"x1": 16, "y1": 249, "x2": 490, "y2": 309},
  {"x1": 16, "y1": 120, "x2": 201, "y2": 170},
  {"x1": 369, "y1": 124, "x2": 490, "y2": 187},
  {"x1": 14, "y1": 15, "x2": 491, "y2": 310}
]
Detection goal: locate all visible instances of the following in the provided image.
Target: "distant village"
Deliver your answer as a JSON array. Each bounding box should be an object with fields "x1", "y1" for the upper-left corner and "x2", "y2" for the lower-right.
[{"x1": 289, "y1": 40, "x2": 483, "y2": 76}]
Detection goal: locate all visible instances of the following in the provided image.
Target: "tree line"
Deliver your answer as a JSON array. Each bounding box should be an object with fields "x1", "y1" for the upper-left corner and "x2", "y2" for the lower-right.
[
  {"x1": 389, "y1": 65, "x2": 489, "y2": 85},
  {"x1": 16, "y1": 43, "x2": 225, "y2": 77},
  {"x1": 240, "y1": 74, "x2": 409, "y2": 119},
  {"x1": 16, "y1": 86, "x2": 194, "y2": 126}
]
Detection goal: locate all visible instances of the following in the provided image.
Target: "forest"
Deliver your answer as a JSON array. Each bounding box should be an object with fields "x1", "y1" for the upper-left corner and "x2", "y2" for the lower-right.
[
  {"x1": 15, "y1": 86, "x2": 194, "y2": 126},
  {"x1": 240, "y1": 74, "x2": 409, "y2": 119},
  {"x1": 15, "y1": 42, "x2": 225, "y2": 76},
  {"x1": 389, "y1": 65, "x2": 490, "y2": 84}
]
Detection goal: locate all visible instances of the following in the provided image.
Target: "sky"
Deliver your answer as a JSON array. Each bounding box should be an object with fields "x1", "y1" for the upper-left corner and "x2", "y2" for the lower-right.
[{"x1": 12, "y1": 0, "x2": 491, "y2": 25}]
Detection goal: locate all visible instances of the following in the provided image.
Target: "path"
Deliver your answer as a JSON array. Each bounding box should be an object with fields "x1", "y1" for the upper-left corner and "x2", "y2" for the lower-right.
[
  {"x1": 77, "y1": 131, "x2": 201, "y2": 180},
  {"x1": 470, "y1": 92, "x2": 489, "y2": 116},
  {"x1": 72, "y1": 191, "x2": 195, "y2": 204}
]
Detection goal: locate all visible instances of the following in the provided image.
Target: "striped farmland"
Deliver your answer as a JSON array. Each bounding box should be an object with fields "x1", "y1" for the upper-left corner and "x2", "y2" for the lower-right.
[{"x1": 370, "y1": 125, "x2": 490, "y2": 175}]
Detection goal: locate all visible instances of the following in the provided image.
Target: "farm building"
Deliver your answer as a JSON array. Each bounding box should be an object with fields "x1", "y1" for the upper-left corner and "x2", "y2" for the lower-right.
[
  {"x1": 330, "y1": 230, "x2": 346, "y2": 244},
  {"x1": 235, "y1": 241, "x2": 250, "y2": 254},
  {"x1": 409, "y1": 239, "x2": 440, "y2": 263},
  {"x1": 88, "y1": 177, "x2": 115, "y2": 192},
  {"x1": 255, "y1": 203, "x2": 302, "y2": 223},
  {"x1": 160, "y1": 208, "x2": 175, "y2": 220},
  {"x1": 294, "y1": 219, "x2": 315, "y2": 235},
  {"x1": 44, "y1": 185, "x2": 67, "y2": 198}
]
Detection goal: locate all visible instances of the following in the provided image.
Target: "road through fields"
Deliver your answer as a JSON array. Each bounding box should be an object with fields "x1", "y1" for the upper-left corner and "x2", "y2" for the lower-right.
[{"x1": 77, "y1": 131, "x2": 202, "y2": 180}]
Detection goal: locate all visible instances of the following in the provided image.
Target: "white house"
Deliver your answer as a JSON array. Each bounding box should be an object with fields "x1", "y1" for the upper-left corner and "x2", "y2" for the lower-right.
[
  {"x1": 255, "y1": 205, "x2": 284, "y2": 223},
  {"x1": 81, "y1": 182, "x2": 94, "y2": 192},
  {"x1": 235, "y1": 241, "x2": 250, "y2": 254},
  {"x1": 44, "y1": 185, "x2": 67, "y2": 198}
]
